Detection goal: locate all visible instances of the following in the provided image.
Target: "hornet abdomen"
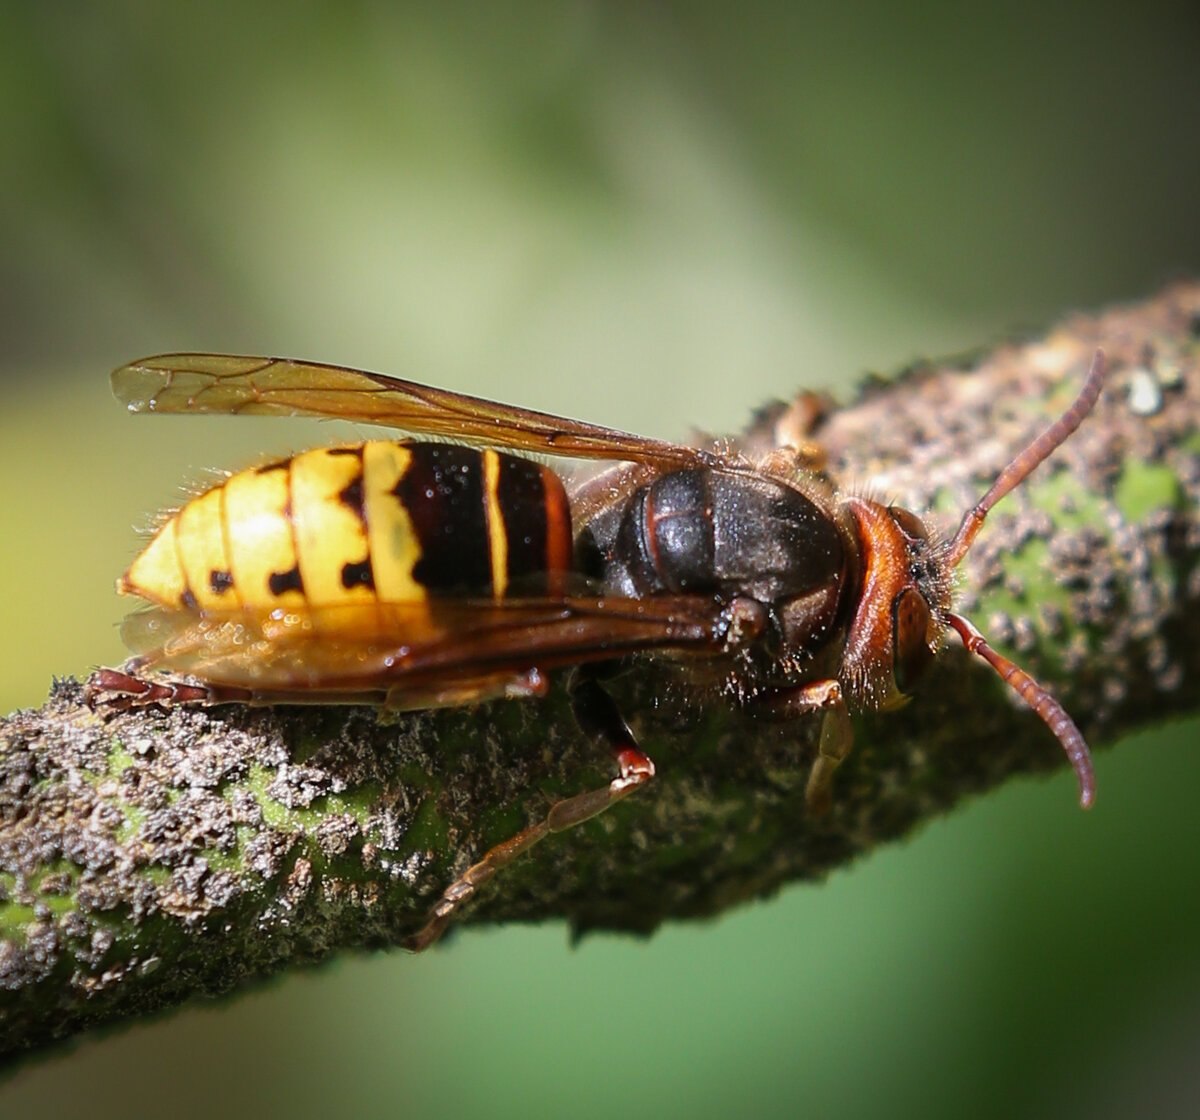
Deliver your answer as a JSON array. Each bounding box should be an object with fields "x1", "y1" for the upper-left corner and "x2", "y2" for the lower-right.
[{"x1": 120, "y1": 441, "x2": 574, "y2": 612}]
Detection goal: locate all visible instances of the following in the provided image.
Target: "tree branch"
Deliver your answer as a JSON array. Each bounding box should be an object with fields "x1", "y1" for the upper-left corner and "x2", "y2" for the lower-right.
[{"x1": 3, "y1": 283, "x2": 1198, "y2": 1063}]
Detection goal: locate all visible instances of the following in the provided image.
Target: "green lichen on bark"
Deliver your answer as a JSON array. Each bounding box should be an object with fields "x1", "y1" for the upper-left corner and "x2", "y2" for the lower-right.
[{"x1": 2, "y1": 283, "x2": 1199, "y2": 1064}]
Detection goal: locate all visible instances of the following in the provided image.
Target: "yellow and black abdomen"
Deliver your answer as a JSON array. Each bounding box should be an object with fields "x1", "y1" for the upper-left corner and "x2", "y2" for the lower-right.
[{"x1": 121, "y1": 441, "x2": 574, "y2": 612}]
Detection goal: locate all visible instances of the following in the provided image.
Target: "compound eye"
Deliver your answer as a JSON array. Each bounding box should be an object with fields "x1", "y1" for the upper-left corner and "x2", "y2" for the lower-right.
[
  {"x1": 893, "y1": 587, "x2": 935, "y2": 694},
  {"x1": 889, "y1": 506, "x2": 928, "y2": 542}
]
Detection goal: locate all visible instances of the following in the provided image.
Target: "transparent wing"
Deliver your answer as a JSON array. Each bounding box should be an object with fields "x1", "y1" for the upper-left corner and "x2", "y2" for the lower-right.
[{"x1": 113, "y1": 353, "x2": 708, "y2": 470}]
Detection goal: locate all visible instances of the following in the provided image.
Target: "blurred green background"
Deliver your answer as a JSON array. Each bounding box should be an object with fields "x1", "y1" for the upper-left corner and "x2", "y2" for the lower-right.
[{"x1": 3, "y1": 4, "x2": 1200, "y2": 1118}]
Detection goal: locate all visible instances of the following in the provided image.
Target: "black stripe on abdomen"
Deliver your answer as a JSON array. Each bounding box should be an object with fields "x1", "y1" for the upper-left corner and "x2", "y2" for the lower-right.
[
  {"x1": 496, "y1": 455, "x2": 555, "y2": 591},
  {"x1": 395, "y1": 445, "x2": 492, "y2": 593}
]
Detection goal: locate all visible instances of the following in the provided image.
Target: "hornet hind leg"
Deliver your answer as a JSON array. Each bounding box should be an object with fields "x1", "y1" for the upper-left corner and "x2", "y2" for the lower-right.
[{"x1": 404, "y1": 669, "x2": 654, "y2": 950}]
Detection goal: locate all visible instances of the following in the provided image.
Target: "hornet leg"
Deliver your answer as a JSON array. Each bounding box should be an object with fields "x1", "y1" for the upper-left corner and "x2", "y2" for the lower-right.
[
  {"x1": 405, "y1": 670, "x2": 653, "y2": 951},
  {"x1": 751, "y1": 678, "x2": 852, "y2": 815}
]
